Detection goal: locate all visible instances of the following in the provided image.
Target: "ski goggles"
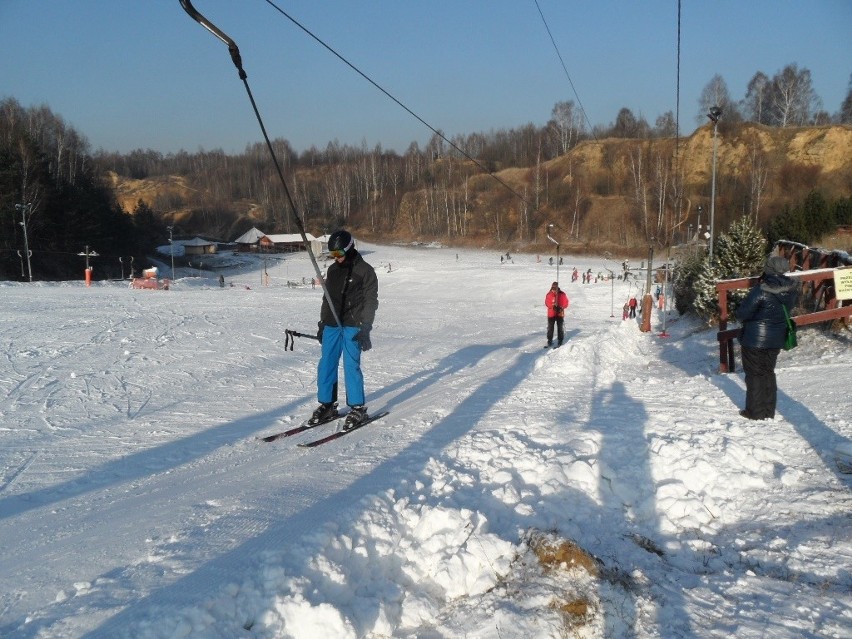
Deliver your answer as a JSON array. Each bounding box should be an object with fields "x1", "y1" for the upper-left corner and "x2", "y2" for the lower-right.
[{"x1": 328, "y1": 236, "x2": 355, "y2": 258}]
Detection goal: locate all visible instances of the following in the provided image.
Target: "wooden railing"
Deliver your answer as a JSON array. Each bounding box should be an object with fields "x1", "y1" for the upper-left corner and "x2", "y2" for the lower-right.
[{"x1": 715, "y1": 243, "x2": 852, "y2": 373}]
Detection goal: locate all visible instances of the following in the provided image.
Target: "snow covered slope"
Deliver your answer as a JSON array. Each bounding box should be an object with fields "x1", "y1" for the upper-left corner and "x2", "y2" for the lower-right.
[{"x1": 1, "y1": 243, "x2": 849, "y2": 638}]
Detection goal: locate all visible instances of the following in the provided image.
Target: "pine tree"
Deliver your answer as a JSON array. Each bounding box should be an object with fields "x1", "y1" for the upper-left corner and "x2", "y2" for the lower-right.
[
  {"x1": 713, "y1": 216, "x2": 768, "y2": 316},
  {"x1": 715, "y1": 217, "x2": 767, "y2": 279},
  {"x1": 691, "y1": 259, "x2": 724, "y2": 321},
  {"x1": 672, "y1": 248, "x2": 704, "y2": 316},
  {"x1": 681, "y1": 216, "x2": 768, "y2": 322}
]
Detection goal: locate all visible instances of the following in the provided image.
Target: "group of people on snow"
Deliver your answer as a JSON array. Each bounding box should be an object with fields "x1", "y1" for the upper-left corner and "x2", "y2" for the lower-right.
[{"x1": 303, "y1": 233, "x2": 797, "y2": 430}]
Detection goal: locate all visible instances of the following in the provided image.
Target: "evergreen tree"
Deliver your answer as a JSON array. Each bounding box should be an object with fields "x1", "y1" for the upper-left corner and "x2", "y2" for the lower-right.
[
  {"x1": 800, "y1": 191, "x2": 833, "y2": 240},
  {"x1": 767, "y1": 203, "x2": 806, "y2": 247},
  {"x1": 672, "y1": 248, "x2": 704, "y2": 315},
  {"x1": 715, "y1": 216, "x2": 767, "y2": 279},
  {"x1": 691, "y1": 259, "x2": 724, "y2": 322},
  {"x1": 684, "y1": 216, "x2": 768, "y2": 322},
  {"x1": 713, "y1": 216, "x2": 768, "y2": 315},
  {"x1": 832, "y1": 196, "x2": 852, "y2": 226}
]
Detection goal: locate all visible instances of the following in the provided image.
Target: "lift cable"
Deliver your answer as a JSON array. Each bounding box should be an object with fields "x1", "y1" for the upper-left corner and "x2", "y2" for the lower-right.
[
  {"x1": 260, "y1": 0, "x2": 538, "y2": 214},
  {"x1": 532, "y1": 0, "x2": 597, "y2": 141}
]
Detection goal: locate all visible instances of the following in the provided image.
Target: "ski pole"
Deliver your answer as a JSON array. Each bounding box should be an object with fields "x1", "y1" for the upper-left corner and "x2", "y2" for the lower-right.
[
  {"x1": 178, "y1": 0, "x2": 343, "y2": 331},
  {"x1": 284, "y1": 329, "x2": 320, "y2": 351}
]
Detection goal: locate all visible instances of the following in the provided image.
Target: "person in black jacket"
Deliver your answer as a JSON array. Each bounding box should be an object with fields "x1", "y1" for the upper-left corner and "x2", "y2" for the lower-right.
[
  {"x1": 309, "y1": 230, "x2": 379, "y2": 429},
  {"x1": 735, "y1": 255, "x2": 799, "y2": 420}
]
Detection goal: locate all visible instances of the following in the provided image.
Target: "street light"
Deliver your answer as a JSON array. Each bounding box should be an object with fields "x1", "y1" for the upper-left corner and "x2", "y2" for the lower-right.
[
  {"x1": 707, "y1": 106, "x2": 722, "y2": 261},
  {"x1": 15, "y1": 203, "x2": 33, "y2": 281},
  {"x1": 167, "y1": 225, "x2": 175, "y2": 281}
]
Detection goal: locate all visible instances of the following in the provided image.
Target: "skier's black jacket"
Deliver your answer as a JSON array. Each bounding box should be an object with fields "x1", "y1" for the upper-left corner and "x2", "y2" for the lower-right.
[
  {"x1": 736, "y1": 272, "x2": 798, "y2": 349},
  {"x1": 320, "y1": 249, "x2": 378, "y2": 329}
]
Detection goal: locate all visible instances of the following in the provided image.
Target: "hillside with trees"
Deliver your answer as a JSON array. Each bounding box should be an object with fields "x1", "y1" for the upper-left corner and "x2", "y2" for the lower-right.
[
  {"x1": 97, "y1": 121, "x2": 852, "y2": 256},
  {"x1": 2, "y1": 64, "x2": 851, "y2": 280}
]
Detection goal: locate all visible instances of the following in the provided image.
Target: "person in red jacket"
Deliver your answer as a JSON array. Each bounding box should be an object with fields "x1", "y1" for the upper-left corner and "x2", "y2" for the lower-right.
[{"x1": 544, "y1": 281, "x2": 570, "y2": 348}]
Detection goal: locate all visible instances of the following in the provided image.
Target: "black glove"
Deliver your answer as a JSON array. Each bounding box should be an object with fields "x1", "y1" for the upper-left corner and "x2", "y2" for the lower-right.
[
  {"x1": 356, "y1": 326, "x2": 372, "y2": 351},
  {"x1": 317, "y1": 322, "x2": 324, "y2": 344}
]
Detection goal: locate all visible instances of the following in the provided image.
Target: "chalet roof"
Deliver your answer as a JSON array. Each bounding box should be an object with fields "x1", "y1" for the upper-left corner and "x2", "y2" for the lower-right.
[
  {"x1": 233, "y1": 227, "x2": 266, "y2": 244},
  {"x1": 266, "y1": 233, "x2": 317, "y2": 244},
  {"x1": 182, "y1": 237, "x2": 215, "y2": 247}
]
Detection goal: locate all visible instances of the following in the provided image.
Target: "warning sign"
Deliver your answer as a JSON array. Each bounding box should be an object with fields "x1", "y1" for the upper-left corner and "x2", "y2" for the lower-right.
[{"x1": 835, "y1": 267, "x2": 852, "y2": 301}]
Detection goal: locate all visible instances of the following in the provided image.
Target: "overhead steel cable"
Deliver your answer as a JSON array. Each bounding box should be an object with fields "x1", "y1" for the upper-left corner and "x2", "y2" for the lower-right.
[
  {"x1": 533, "y1": 0, "x2": 597, "y2": 141},
  {"x1": 260, "y1": 0, "x2": 538, "y2": 215}
]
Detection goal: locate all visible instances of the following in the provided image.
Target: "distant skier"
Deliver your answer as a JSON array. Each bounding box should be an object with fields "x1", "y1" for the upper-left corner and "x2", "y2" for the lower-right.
[
  {"x1": 310, "y1": 230, "x2": 379, "y2": 430},
  {"x1": 544, "y1": 281, "x2": 569, "y2": 348}
]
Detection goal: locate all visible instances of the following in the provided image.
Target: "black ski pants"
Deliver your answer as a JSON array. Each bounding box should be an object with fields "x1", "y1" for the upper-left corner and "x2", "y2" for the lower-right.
[
  {"x1": 547, "y1": 317, "x2": 564, "y2": 345},
  {"x1": 741, "y1": 346, "x2": 780, "y2": 419}
]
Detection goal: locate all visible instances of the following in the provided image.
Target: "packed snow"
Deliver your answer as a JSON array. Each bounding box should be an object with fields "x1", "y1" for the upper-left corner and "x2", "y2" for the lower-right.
[{"x1": 1, "y1": 242, "x2": 850, "y2": 639}]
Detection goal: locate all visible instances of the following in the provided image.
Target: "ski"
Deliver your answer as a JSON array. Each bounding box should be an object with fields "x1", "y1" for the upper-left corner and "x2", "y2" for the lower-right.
[
  {"x1": 259, "y1": 413, "x2": 342, "y2": 442},
  {"x1": 298, "y1": 411, "x2": 390, "y2": 448}
]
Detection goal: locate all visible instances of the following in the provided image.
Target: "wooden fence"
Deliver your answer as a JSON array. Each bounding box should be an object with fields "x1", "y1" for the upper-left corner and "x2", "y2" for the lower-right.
[{"x1": 715, "y1": 242, "x2": 852, "y2": 373}]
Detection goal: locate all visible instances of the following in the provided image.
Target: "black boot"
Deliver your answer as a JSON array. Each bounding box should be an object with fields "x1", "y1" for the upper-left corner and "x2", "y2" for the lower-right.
[
  {"x1": 344, "y1": 405, "x2": 368, "y2": 430},
  {"x1": 309, "y1": 402, "x2": 338, "y2": 425}
]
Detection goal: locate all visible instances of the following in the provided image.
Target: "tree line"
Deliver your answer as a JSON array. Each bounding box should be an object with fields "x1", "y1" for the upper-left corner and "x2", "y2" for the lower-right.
[
  {"x1": 0, "y1": 98, "x2": 167, "y2": 280},
  {"x1": 1, "y1": 62, "x2": 850, "y2": 279}
]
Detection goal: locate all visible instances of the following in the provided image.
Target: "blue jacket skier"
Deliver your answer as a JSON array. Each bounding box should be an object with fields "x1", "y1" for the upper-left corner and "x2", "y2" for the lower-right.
[{"x1": 310, "y1": 230, "x2": 379, "y2": 429}]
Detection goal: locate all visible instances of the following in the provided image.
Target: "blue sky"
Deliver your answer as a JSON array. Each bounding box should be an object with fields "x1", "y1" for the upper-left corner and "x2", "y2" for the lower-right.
[{"x1": 2, "y1": 1, "x2": 850, "y2": 155}]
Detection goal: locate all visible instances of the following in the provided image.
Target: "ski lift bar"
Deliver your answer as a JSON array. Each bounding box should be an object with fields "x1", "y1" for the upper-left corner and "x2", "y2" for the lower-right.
[
  {"x1": 178, "y1": 0, "x2": 344, "y2": 329},
  {"x1": 179, "y1": 0, "x2": 246, "y2": 78}
]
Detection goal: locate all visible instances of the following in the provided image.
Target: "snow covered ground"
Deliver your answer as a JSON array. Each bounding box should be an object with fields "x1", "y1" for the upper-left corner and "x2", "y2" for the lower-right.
[{"x1": 1, "y1": 242, "x2": 850, "y2": 639}]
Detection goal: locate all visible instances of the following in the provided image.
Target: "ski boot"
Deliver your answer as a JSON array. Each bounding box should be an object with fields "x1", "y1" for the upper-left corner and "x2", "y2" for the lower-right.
[
  {"x1": 343, "y1": 405, "x2": 368, "y2": 431},
  {"x1": 308, "y1": 402, "x2": 339, "y2": 426}
]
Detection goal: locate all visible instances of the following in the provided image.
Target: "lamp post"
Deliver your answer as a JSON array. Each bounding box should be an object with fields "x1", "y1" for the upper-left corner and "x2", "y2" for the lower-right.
[
  {"x1": 696, "y1": 205, "x2": 703, "y2": 245},
  {"x1": 167, "y1": 225, "x2": 175, "y2": 281},
  {"x1": 707, "y1": 106, "x2": 722, "y2": 261},
  {"x1": 546, "y1": 223, "x2": 560, "y2": 285},
  {"x1": 15, "y1": 203, "x2": 33, "y2": 281}
]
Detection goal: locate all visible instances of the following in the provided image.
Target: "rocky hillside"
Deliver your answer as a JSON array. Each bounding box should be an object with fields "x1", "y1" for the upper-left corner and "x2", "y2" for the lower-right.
[{"x1": 109, "y1": 123, "x2": 852, "y2": 251}]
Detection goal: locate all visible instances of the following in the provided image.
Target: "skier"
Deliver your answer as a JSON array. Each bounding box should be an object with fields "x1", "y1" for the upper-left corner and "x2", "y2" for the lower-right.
[
  {"x1": 628, "y1": 296, "x2": 638, "y2": 318},
  {"x1": 310, "y1": 230, "x2": 379, "y2": 429},
  {"x1": 735, "y1": 255, "x2": 799, "y2": 420},
  {"x1": 544, "y1": 281, "x2": 569, "y2": 348}
]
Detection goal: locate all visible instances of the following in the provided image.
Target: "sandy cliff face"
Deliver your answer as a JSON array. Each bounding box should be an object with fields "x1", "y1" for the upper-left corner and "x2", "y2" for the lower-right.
[{"x1": 109, "y1": 124, "x2": 851, "y2": 246}]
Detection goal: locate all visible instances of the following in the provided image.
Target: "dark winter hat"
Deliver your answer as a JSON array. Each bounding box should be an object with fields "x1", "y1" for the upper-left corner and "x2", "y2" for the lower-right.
[
  {"x1": 551, "y1": 281, "x2": 559, "y2": 289},
  {"x1": 328, "y1": 230, "x2": 354, "y2": 257},
  {"x1": 764, "y1": 255, "x2": 789, "y2": 276}
]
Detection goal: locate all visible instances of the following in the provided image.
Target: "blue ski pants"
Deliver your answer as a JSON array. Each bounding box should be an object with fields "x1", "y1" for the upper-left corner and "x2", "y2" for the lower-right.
[{"x1": 317, "y1": 325, "x2": 365, "y2": 407}]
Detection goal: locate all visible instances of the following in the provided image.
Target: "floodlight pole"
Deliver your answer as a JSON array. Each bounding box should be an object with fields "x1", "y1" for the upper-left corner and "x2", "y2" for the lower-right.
[
  {"x1": 167, "y1": 225, "x2": 176, "y2": 281},
  {"x1": 15, "y1": 203, "x2": 33, "y2": 282},
  {"x1": 707, "y1": 106, "x2": 722, "y2": 262}
]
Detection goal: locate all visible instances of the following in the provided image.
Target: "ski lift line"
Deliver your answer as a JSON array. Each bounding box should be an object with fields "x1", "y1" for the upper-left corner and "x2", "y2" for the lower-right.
[
  {"x1": 259, "y1": 0, "x2": 540, "y2": 218},
  {"x1": 178, "y1": 0, "x2": 343, "y2": 329},
  {"x1": 532, "y1": 0, "x2": 597, "y2": 141}
]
